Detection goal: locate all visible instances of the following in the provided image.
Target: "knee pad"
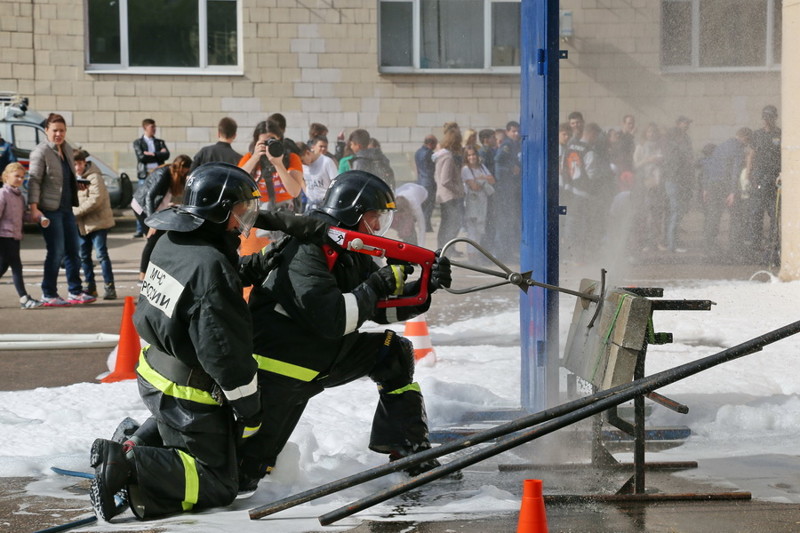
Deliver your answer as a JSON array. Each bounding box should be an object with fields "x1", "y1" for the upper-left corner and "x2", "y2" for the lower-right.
[{"x1": 370, "y1": 330, "x2": 415, "y2": 393}]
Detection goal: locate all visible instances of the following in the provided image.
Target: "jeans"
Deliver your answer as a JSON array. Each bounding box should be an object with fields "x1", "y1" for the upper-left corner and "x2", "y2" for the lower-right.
[
  {"x1": 40, "y1": 209, "x2": 83, "y2": 297},
  {"x1": 437, "y1": 198, "x2": 464, "y2": 249},
  {"x1": 663, "y1": 181, "x2": 688, "y2": 251},
  {"x1": 80, "y1": 229, "x2": 114, "y2": 286},
  {"x1": 135, "y1": 179, "x2": 147, "y2": 234}
]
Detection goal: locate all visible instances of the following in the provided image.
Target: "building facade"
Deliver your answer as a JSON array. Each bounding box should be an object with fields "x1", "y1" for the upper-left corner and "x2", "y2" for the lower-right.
[{"x1": 0, "y1": 0, "x2": 781, "y2": 177}]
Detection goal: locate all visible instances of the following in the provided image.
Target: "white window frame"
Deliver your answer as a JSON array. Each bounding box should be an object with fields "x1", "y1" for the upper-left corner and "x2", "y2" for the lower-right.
[
  {"x1": 661, "y1": 0, "x2": 781, "y2": 73},
  {"x1": 379, "y1": 0, "x2": 521, "y2": 75},
  {"x1": 84, "y1": 0, "x2": 243, "y2": 76}
]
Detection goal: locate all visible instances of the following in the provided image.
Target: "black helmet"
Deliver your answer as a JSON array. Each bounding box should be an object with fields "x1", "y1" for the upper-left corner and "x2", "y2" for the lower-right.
[
  {"x1": 146, "y1": 162, "x2": 260, "y2": 234},
  {"x1": 318, "y1": 170, "x2": 396, "y2": 228}
]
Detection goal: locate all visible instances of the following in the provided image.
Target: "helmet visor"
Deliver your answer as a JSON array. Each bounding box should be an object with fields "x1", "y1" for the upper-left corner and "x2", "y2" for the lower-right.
[
  {"x1": 361, "y1": 209, "x2": 394, "y2": 236},
  {"x1": 232, "y1": 198, "x2": 259, "y2": 237}
]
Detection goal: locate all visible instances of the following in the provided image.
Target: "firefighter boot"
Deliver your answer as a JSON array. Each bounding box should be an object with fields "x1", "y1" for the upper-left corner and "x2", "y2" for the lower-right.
[
  {"x1": 90, "y1": 438, "x2": 132, "y2": 521},
  {"x1": 389, "y1": 442, "x2": 442, "y2": 477}
]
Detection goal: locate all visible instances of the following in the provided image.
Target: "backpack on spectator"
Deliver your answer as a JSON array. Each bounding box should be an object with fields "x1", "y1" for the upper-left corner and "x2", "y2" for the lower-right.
[{"x1": 351, "y1": 149, "x2": 396, "y2": 189}]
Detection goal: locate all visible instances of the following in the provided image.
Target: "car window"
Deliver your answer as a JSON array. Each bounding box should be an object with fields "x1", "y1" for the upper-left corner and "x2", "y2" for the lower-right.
[{"x1": 11, "y1": 124, "x2": 44, "y2": 156}]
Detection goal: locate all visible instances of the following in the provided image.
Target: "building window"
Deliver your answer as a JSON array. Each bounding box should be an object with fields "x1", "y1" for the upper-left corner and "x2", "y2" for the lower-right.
[
  {"x1": 86, "y1": 0, "x2": 241, "y2": 74},
  {"x1": 661, "y1": 0, "x2": 781, "y2": 72},
  {"x1": 379, "y1": 0, "x2": 520, "y2": 74}
]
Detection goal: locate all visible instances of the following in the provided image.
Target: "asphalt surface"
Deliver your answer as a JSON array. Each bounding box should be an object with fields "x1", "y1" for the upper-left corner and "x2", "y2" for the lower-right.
[{"x1": 2, "y1": 212, "x2": 800, "y2": 532}]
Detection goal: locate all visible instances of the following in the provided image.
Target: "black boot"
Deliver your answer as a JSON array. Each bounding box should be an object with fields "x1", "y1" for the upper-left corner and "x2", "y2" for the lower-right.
[
  {"x1": 89, "y1": 439, "x2": 132, "y2": 521},
  {"x1": 389, "y1": 442, "x2": 442, "y2": 477}
]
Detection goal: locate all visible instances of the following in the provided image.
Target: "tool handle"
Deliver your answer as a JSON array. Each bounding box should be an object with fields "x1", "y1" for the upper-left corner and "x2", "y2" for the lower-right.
[{"x1": 327, "y1": 227, "x2": 435, "y2": 308}]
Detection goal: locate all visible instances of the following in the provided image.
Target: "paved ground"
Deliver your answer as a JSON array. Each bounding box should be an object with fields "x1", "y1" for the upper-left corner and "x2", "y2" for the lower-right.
[{"x1": 2, "y1": 210, "x2": 799, "y2": 532}]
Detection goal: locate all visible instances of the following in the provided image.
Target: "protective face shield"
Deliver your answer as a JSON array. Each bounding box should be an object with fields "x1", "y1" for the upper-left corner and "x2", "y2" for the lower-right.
[
  {"x1": 360, "y1": 209, "x2": 394, "y2": 236},
  {"x1": 232, "y1": 198, "x2": 259, "y2": 237}
]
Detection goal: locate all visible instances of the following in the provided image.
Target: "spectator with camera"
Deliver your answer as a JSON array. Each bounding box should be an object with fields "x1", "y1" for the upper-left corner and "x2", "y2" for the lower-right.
[{"x1": 237, "y1": 119, "x2": 305, "y2": 287}]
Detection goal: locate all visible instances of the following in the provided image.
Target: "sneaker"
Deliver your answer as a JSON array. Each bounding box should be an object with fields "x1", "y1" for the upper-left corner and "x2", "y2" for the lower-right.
[
  {"x1": 86, "y1": 284, "x2": 98, "y2": 297},
  {"x1": 89, "y1": 439, "x2": 131, "y2": 521},
  {"x1": 673, "y1": 247, "x2": 688, "y2": 254},
  {"x1": 41, "y1": 295, "x2": 71, "y2": 307},
  {"x1": 132, "y1": 232, "x2": 144, "y2": 238},
  {"x1": 20, "y1": 295, "x2": 44, "y2": 309},
  {"x1": 103, "y1": 283, "x2": 117, "y2": 300},
  {"x1": 68, "y1": 292, "x2": 97, "y2": 304}
]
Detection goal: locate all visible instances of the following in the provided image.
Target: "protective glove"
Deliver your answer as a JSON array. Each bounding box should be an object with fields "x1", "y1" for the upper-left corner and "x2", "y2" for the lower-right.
[
  {"x1": 364, "y1": 264, "x2": 413, "y2": 299},
  {"x1": 238, "y1": 236, "x2": 291, "y2": 287},
  {"x1": 235, "y1": 413, "x2": 262, "y2": 441},
  {"x1": 429, "y1": 252, "x2": 452, "y2": 292}
]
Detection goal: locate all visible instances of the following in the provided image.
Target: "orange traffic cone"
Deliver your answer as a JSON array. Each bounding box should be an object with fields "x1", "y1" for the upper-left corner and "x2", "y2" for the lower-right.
[
  {"x1": 101, "y1": 296, "x2": 141, "y2": 383},
  {"x1": 403, "y1": 313, "x2": 435, "y2": 363},
  {"x1": 516, "y1": 479, "x2": 548, "y2": 533}
]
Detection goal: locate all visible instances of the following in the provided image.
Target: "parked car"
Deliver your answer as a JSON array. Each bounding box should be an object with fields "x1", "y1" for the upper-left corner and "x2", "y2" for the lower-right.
[{"x1": 0, "y1": 91, "x2": 132, "y2": 209}]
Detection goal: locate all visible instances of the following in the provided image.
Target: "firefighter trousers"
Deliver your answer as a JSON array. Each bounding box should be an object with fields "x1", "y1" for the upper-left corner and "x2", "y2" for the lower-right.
[
  {"x1": 127, "y1": 377, "x2": 239, "y2": 519},
  {"x1": 238, "y1": 330, "x2": 431, "y2": 480}
]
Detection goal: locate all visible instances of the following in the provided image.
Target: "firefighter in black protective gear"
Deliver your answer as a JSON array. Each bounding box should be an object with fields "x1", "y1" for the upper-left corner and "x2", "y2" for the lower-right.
[
  {"x1": 236, "y1": 170, "x2": 453, "y2": 493},
  {"x1": 88, "y1": 162, "x2": 267, "y2": 521}
]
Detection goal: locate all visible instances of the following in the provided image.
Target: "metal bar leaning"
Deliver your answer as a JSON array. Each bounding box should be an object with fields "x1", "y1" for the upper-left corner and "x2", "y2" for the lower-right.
[
  {"x1": 317, "y1": 319, "x2": 800, "y2": 524},
  {"x1": 251, "y1": 318, "x2": 800, "y2": 523}
]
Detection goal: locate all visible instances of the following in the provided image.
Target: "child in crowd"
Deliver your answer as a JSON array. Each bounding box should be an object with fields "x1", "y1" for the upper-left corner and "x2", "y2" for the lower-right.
[
  {"x1": 0, "y1": 163, "x2": 43, "y2": 309},
  {"x1": 73, "y1": 150, "x2": 117, "y2": 299}
]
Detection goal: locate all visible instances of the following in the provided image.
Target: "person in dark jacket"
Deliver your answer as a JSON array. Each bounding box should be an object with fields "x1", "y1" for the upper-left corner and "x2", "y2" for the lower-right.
[
  {"x1": 88, "y1": 163, "x2": 264, "y2": 522},
  {"x1": 132, "y1": 119, "x2": 170, "y2": 236},
  {"x1": 132, "y1": 155, "x2": 191, "y2": 283},
  {"x1": 661, "y1": 116, "x2": 695, "y2": 253},
  {"x1": 236, "y1": 171, "x2": 452, "y2": 493},
  {"x1": 750, "y1": 105, "x2": 781, "y2": 264},
  {"x1": 701, "y1": 127, "x2": 753, "y2": 252},
  {"x1": 415, "y1": 134, "x2": 438, "y2": 232},
  {"x1": 348, "y1": 129, "x2": 396, "y2": 189},
  {"x1": 190, "y1": 117, "x2": 242, "y2": 171}
]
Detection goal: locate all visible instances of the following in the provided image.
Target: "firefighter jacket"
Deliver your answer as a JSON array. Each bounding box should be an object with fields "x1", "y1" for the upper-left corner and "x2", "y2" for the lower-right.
[
  {"x1": 133, "y1": 227, "x2": 259, "y2": 427},
  {"x1": 248, "y1": 214, "x2": 430, "y2": 377}
]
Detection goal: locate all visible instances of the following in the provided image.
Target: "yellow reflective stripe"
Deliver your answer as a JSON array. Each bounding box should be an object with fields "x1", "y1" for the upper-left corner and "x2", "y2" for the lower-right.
[
  {"x1": 386, "y1": 382, "x2": 421, "y2": 395},
  {"x1": 136, "y1": 352, "x2": 220, "y2": 406},
  {"x1": 176, "y1": 450, "x2": 199, "y2": 511},
  {"x1": 253, "y1": 354, "x2": 319, "y2": 382},
  {"x1": 390, "y1": 265, "x2": 404, "y2": 295},
  {"x1": 241, "y1": 423, "x2": 261, "y2": 439}
]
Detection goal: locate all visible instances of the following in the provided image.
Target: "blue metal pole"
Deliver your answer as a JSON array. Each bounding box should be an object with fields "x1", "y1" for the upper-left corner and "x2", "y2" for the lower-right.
[{"x1": 519, "y1": 0, "x2": 560, "y2": 412}]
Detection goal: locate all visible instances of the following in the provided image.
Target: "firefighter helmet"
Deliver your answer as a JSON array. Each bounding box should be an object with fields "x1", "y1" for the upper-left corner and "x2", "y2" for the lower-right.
[
  {"x1": 146, "y1": 162, "x2": 260, "y2": 234},
  {"x1": 317, "y1": 170, "x2": 396, "y2": 229}
]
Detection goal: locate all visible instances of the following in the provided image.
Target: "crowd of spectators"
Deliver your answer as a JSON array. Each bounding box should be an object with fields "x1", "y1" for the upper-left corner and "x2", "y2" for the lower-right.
[
  {"x1": 559, "y1": 107, "x2": 781, "y2": 266},
  {"x1": 0, "y1": 107, "x2": 783, "y2": 310}
]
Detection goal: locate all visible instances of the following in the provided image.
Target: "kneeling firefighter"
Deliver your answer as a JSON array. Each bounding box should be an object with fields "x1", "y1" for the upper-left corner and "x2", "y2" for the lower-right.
[
  {"x1": 89, "y1": 163, "x2": 265, "y2": 521},
  {"x1": 237, "y1": 170, "x2": 452, "y2": 493}
]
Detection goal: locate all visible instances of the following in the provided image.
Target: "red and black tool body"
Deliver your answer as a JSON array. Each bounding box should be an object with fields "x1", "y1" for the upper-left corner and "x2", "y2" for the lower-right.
[{"x1": 324, "y1": 226, "x2": 436, "y2": 308}]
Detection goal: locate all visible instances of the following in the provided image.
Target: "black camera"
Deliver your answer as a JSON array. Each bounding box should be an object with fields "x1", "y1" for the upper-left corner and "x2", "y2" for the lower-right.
[{"x1": 260, "y1": 138, "x2": 284, "y2": 158}]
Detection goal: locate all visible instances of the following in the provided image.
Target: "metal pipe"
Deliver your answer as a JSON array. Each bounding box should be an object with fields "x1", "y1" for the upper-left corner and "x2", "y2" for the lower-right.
[
  {"x1": 0, "y1": 333, "x2": 120, "y2": 351},
  {"x1": 251, "y1": 318, "x2": 800, "y2": 521},
  {"x1": 317, "y1": 318, "x2": 800, "y2": 525}
]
